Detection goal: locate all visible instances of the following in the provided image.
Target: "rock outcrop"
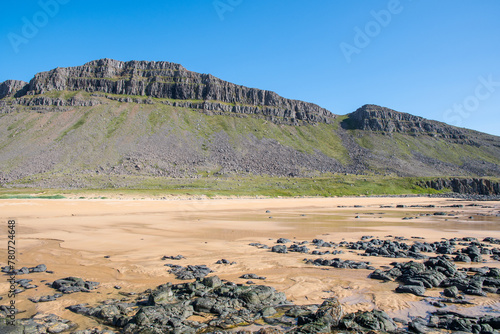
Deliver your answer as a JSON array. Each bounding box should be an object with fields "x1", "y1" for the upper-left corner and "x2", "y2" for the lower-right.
[
  {"x1": 0, "y1": 80, "x2": 27, "y2": 99},
  {"x1": 1, "y1": 58, "x2": 334, "y2": 124},
  {"x1": 420, "y1": 178, "x2": 500, "y2": 196},
  {"x1": 344, "y1": 104, "x2": 473, "y2": 142}
]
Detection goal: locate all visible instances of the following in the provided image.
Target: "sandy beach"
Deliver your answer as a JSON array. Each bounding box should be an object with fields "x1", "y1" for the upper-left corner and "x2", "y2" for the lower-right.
[{"x1": 1, "y1": 196, "x2": 499, "y2": 330}]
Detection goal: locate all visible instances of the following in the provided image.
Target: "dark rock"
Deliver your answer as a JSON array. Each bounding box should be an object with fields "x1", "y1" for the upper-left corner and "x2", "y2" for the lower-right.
[
  {"x1": 396, "y1": 285, "x2": 426, "y2": 296},
  {"x1": 341, "y1": 309, "x2": 397, "y2": 332},
  {"x1": 31, "y1": 264, "x2": 47, "y2": 272},
  {"x1": 443, "y1": 286, "x2": 459, "y2": 298},
  {"x1": 409, "y1": 317, "x2": 430, "y2": 333},
  {"x1": 288, "y1": 244, "x2": 309, "y2": 253},
  {"x1": 240, "y1": 273, "x2": 266, "y2": 280},
  {"x1": 271, "y1": 245, "x2": 288, "y2": 254},
  {"x1": 168, "y1": 264, "x2": 213, "y2": 280},
  {"x1": 162, "y1": 255, "x2": 185, "y2": 260},
  {"x1": 52, "y1": 277, "x2": 99, "y2": 293}
]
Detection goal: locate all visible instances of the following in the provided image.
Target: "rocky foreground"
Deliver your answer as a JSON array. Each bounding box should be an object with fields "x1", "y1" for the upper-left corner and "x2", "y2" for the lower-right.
[{"x1": 2, "y1": 233, "x2": 500, "y2": 333}]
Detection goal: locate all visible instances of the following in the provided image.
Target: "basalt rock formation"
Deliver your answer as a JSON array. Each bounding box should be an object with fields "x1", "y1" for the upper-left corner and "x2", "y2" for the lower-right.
[
  {"x1": 344, "y1": 104, "x2": 473, "y2": 143},
  {"x1": 420, "y1": 178, "x2": 500, "y2": 196},
  {"x1": 0, "y1": 79, "x2": 27, "y2": 99},
  {"x1": 2, "y1": 58, "x2": 334, "y2": 124}
]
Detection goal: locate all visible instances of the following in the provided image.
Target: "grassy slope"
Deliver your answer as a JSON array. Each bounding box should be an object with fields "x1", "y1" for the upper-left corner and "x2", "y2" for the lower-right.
[
  {"x1": 0, "y1": 175, "x2": 448, "y2": 198},
  {"x1": 353, "y1": 131, "x2": 500, "y2": 171},
  {"x1": 1, "y1": 93, "x2": 500, "y2": 196},
  {"x1": 0, "y1": 100, "x2": 350, "y2": 173}
]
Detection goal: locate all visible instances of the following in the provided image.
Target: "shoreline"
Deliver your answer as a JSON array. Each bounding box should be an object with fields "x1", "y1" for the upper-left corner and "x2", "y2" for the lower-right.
[{"x1": 0, "y1": 192, "x2": 499, "y2": 201}]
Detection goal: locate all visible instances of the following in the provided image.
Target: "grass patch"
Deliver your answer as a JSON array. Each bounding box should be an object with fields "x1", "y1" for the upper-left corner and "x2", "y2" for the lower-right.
[
  {"x1": 354, "y1": 132, "x2": 500, "y2": 167},
  {"x1": 0, "y1": 175, "x2": 452, "y2": 198},
  {"x1": 56, "y1": 111, "x2": 91, "y2": 141},
  {"x1": 106, "y1": 109, "x2": 128, "y2": 138},
  {"x1": 0, "y1": 194, "x2": 65, "y2": 199}
]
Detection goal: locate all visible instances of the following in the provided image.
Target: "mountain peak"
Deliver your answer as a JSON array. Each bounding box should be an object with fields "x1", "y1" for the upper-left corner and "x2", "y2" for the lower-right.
[{"x1": 345, "y1": 104, "x2": 471, "y2": 140}]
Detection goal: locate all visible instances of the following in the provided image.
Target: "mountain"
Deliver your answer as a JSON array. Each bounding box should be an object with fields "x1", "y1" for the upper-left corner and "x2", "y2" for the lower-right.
[{"x1": 0, "y1": 59, "x2": 499, "y2": 190}]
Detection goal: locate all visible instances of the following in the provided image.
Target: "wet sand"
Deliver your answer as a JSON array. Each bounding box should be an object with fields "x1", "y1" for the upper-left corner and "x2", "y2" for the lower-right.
[{"x1": 0, "y1": 196, "x2": 499, "y2": 330}]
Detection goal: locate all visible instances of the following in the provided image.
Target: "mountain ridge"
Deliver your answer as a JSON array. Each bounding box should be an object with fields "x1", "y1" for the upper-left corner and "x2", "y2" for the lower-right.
[
  {"x1": 0, "y1": 58, "x2": 334, "y2": 125},
  {"x1": 0, "y1": 59, "x2": 500, "y2": 190}
]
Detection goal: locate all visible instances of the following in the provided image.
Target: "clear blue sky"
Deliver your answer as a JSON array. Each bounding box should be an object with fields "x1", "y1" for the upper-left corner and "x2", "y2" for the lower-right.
[{"x1": 1, "y1": 0, "x2": 499, "y2": 135}]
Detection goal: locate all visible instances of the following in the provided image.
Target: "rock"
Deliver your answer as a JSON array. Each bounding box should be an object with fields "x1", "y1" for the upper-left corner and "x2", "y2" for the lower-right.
[
  {"x1": 443, "y1": 286, "x2": 459, "y2": 298},
  {"x1": 312, "y1": 298, "x2": 343, "y2": 328},
  {"x1": 249, "y1": 242, "x2": 269, "y2": 249},
  {"x1": 261, "y1": 306, "x2": 277, "y2": 317},
  {"x1": 369, "y1": 269, "x2": 393, "y2": 281},
  {"x1": 454, "y1": 254, "x2": 472, "y2": 262},
  {"x1": 288, "y1": 244, "x2": 309, "y2": 253},
  {"x1": 0, "y1": 314, "x2": 76, "y2": 334},
  {"x1": 162, "y1": 254, "x2": 185, "y2": 260},
  {"x1": 148, "y1": 285, "x2": 176, "y2": 305},
  {"x1": 52, "y1": 277, "x2": 99, "y2": 293},
  {"x1": 29, "y1": 293, "x2": 63, "y2": 303},
  {"x1": 396, "y1": 285, "x2": 426, "y2": 296},
  {"x1": 192, "y1": 297, "x2": 216, "y2": 313},
  {"x1": 168, "y1": 264, "x2": 213, "y2": 280},
  {"x1": 31, "y1": 264, "x2": 47, "y2": 272},
  {"x1": 409, "y1": 317, "x2": 430, "y2": 333},
  {"x1": 276, "y1": 238, "x2": 291, "y2": 244},
  {"x1": 434, "y1": 212, "x2": 447, "y2": 216},
  {"x1": 203, "y1": 275, "x2": 223, "y2": 288},
  {"x1": 271, "y1": 245, "x2": 288, "y2": 253},
  {"x1": 0, "y1": 80, "x2": 27, "y2": 99},
  {"x1": 341, "y1": 309, "x2": 397, "y2": 332},
  {"x1": 238, "y1": 285, "x2": 286, "y2": 306},
  {"x1": 239, "y1": 273, "x2": 266, "y2": 280}
]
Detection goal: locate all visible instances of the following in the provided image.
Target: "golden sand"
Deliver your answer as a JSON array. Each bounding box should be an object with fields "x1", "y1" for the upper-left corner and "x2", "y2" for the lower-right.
[{"x1": 0, "y1": 197, "x2": 499, "y2": 329}]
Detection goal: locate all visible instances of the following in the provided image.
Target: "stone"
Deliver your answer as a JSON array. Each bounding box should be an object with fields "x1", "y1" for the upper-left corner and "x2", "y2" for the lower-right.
[
  {"x1": 443, "y1": 286, "x2": 459, "y2": 298},
  {"x1": 271, "y1": 245, "x2": 288, "y2": 254},
  {"x1": 395, "y1": 285, "x2": 426, "y2": 296},
  {"x1": 341, "y1": 309, "x2": 397, "y2": 332}
]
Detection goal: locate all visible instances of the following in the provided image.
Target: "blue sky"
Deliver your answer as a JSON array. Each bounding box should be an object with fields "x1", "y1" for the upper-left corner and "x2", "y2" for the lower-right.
[{"x1": 1, "y1": 0, "x2": 499, "y2": 135}]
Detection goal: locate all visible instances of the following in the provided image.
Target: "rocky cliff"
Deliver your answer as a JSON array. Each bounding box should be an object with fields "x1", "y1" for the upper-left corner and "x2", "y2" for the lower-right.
[
  {"x1": 0, "y1": 80, "x2": 27, "y2": 99},
  {"x1": 344, "y1": 104, "x2": 472, "y2": 142},
  {"x1": 0, "y1": 59, "x2": 334, "y2": 124},
  {"x1": 420, "y1": 178, "x2": 500, "y2": 196}
]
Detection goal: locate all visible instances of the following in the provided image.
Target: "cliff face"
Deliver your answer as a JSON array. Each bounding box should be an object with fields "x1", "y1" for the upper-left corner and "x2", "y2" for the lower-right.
[
  {"x1": 345, "y1": 104, "x2": 471, "y2": 142},
  {"x1": 1, "y1": 59, "x2": 334, "y2": 124},
  {"x1": 420, "y1": 178, "x2": 500, "y2": 196},
  {"x1": 0, "y1": 80, "x2": 27, "y2": 99}
]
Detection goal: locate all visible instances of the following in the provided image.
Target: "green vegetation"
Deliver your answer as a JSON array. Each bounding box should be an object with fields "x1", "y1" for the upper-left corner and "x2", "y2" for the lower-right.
[
  {"x1": 0, "y1": 194, "x2": 65, "y2": 199},
  {"x1": 56, "y1": 110, "x2": 91, "y2": 141},
  {"x1": 354, "y1": 132, "x2": 500, "y2": 166},
  {"x1": 106, "y1": 109, "x2": 129, "y2": 138},
  {"x1": 164, "y1": 108, "x2": 350, "y2": 163},
  {"x1": 0, "y1": 175, "x2": 452, "y2": 199},
  {"x1": 23, "y1": 90, "x2": 91, "y2": 100}
]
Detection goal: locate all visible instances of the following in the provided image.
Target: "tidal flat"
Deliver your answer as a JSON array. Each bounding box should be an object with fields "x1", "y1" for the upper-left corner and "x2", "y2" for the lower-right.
[{"x1": 0, "y1": 197, "x2": 499, "y2": 332}]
